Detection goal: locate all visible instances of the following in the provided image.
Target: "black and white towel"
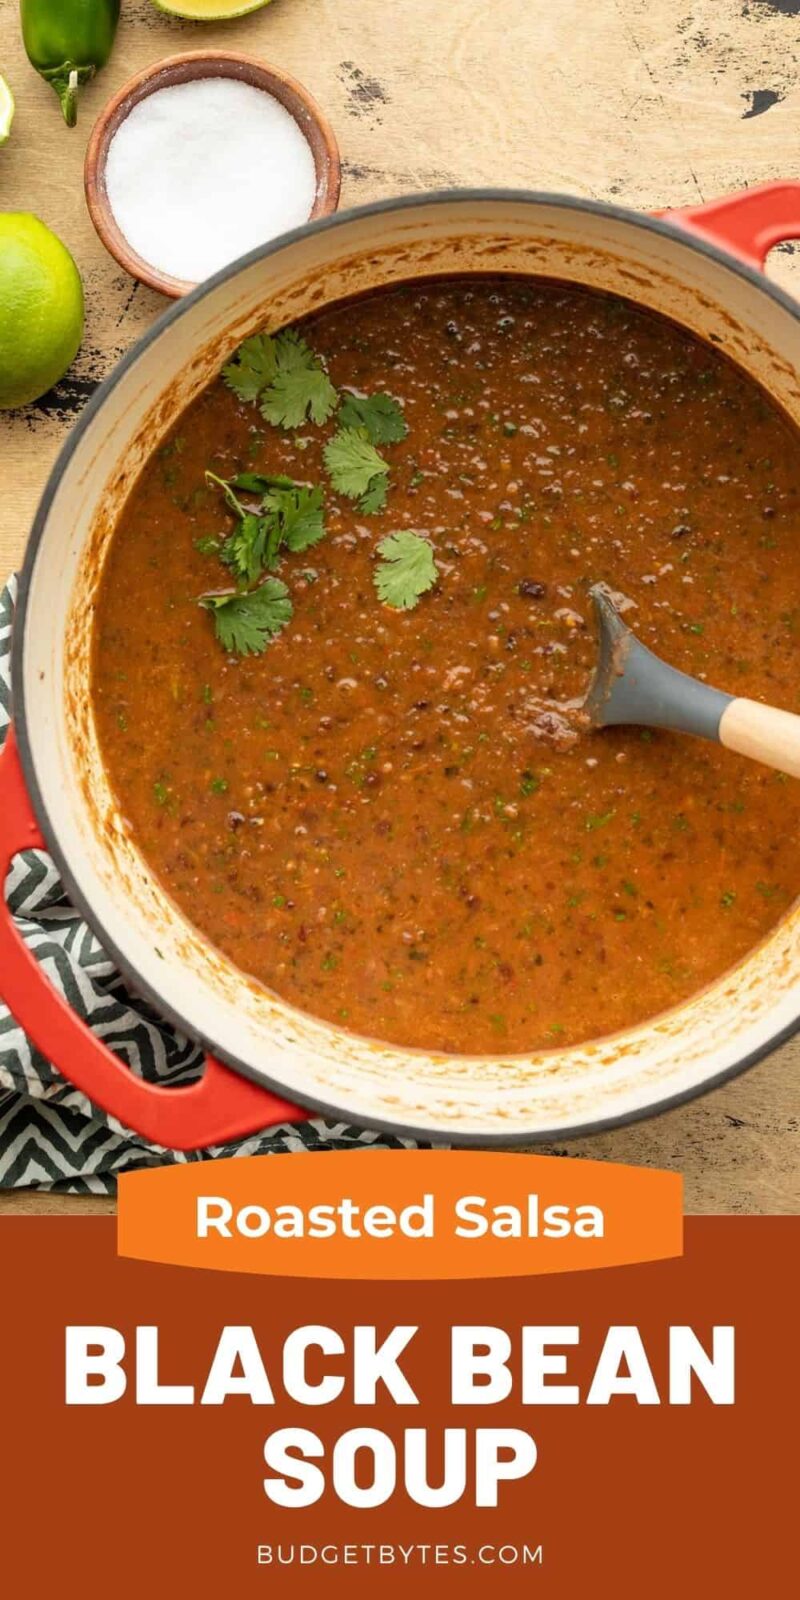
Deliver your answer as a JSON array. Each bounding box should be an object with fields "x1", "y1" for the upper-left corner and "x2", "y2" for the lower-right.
[{"x1": 0, "y1": 578, "x2": 424, "y2": 1192}]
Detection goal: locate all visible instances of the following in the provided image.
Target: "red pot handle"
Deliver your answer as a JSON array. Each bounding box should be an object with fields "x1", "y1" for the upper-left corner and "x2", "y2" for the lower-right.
[
  {"x1": 0, "y1": 725, "x2": 308, "y2": 1150},
  {"x1": 662, "y1": 180, "x2": 800, "y2": 270}
]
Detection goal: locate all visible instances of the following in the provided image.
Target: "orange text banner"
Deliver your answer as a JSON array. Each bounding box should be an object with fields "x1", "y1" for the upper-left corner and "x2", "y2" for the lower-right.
[{"x1": 117, "y1": 1150, "x2": 682, "y2": 1278}]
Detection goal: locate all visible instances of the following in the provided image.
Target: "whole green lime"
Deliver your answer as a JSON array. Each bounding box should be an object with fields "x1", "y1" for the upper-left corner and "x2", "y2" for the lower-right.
[{"x1": 0, "y1": 213, "x2": 84, "y2": 409}]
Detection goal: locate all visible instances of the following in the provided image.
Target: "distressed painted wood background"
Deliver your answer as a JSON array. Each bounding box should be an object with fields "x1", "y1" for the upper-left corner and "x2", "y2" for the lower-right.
[{"x1": 0, "y1": 0, "x2": 798, "y2": 1212}]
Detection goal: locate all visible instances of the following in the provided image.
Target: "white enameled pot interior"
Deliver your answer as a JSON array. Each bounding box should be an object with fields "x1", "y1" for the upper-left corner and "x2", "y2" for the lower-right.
[{"x1": 17, "y1": 195, "x2": 800, "y2": 1137}]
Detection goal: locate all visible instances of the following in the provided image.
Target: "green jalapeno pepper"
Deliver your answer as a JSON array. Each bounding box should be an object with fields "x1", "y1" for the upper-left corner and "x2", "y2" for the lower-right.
[{"x1": 20, "y1": 0, "x2": 120, "y2": 127}]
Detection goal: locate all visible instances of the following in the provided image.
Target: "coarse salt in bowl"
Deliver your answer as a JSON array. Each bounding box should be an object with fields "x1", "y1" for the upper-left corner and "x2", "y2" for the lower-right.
[{"x1": 85, "y1": 53, "x2": 342, "y2": 297}]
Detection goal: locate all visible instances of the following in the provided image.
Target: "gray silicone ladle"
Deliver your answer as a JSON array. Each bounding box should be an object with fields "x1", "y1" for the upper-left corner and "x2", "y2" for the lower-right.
[{"x1": 583, "y1": 583, "x2": 800, "y2": 778}]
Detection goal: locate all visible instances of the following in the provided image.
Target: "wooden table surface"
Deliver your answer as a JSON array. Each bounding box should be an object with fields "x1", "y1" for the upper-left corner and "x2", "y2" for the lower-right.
[{"x1": 0, "y1": 0, "x2": 798, "y2": 1214}]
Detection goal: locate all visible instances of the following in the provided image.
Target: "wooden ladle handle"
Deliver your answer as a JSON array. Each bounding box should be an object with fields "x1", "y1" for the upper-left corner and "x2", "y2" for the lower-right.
[{"x1": 719, "y1": 699, "x2": 800, "y2": 779}]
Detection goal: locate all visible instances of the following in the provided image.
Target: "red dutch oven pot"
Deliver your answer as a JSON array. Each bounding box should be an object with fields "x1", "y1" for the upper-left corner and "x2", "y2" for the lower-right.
[{"x1": 3, "y1": 185, "x2": 800, "y2": 1150}]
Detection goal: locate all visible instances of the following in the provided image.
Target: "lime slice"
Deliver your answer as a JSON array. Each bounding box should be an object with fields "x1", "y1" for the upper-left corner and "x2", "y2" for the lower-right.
[
  {"x1": 149, "y1": 0, "x2": 273, "y2": 16},
  {"x1": 0, "y1": 75, "x2": 14, "y2": 145}
]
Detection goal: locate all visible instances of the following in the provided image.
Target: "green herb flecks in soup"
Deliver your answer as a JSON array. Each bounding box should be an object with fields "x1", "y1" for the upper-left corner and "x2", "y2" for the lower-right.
[{"x1": 92, "y1": 279, "x2": 800, "y2": 1054}]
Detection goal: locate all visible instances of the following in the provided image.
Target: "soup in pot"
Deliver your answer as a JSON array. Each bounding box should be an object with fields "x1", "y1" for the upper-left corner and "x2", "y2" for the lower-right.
[{"x1": 91, "y1": 278, "x2": 800, "y2": 1053}]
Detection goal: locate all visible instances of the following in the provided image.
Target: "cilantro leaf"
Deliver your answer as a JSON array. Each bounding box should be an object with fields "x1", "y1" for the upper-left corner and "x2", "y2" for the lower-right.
[
  {"x1": 222, "y1": 336, "x2": 278, "y2": 403},
  {"x1": 222, "y1": 330, "x2": 337, "y2": 425},
  {"x1": 231, "y1": 471, "x2": 298, "y2": 494},
  {"x1": 199, "y1": 581, "x2": 293, "y2": 655},
  {"x1": 359, "y1": 475, "x2": 388, "y2": 515},
  {"x1": 339, "y1": 392, "x2": 408, "y2": 445},
  {"x1": 374, "y1": 532, "x2": 438, "y2": 610},
  {"x1": 324, "y1": 427, "x2": 390, "y2": 501},
  {"x1": 265, "y1": 484, "x2": 326, "y2": 553},
  {"x1": 219, "y1": 512, "x2": 270, "y2": 585},
  {"x1": 208, "y1": 472, "x2": 327, "y2": 583},
  {"x1": 260, "y1": 331, "x2": 338, "y2": 428}
]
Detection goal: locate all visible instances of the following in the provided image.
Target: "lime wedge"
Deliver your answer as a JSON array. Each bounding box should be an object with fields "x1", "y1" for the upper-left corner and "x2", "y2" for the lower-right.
[
  {"x1": 149, "y1": 0, "x2": 272, "y2": 16},
  {"x1": 0, "y1": 76, "x2": 14, "y2": 146}
]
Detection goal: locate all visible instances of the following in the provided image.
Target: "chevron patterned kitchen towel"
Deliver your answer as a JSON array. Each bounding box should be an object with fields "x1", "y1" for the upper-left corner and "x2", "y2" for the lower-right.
[{"x1": 0, "y1": 578, "x2": 426, "y2": 1192}]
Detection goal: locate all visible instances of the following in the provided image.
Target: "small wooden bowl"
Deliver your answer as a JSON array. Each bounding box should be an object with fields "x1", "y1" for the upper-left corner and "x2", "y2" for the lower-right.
[{"x1": 84, "y1": 51, "x2": 342, "y2": 298}]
